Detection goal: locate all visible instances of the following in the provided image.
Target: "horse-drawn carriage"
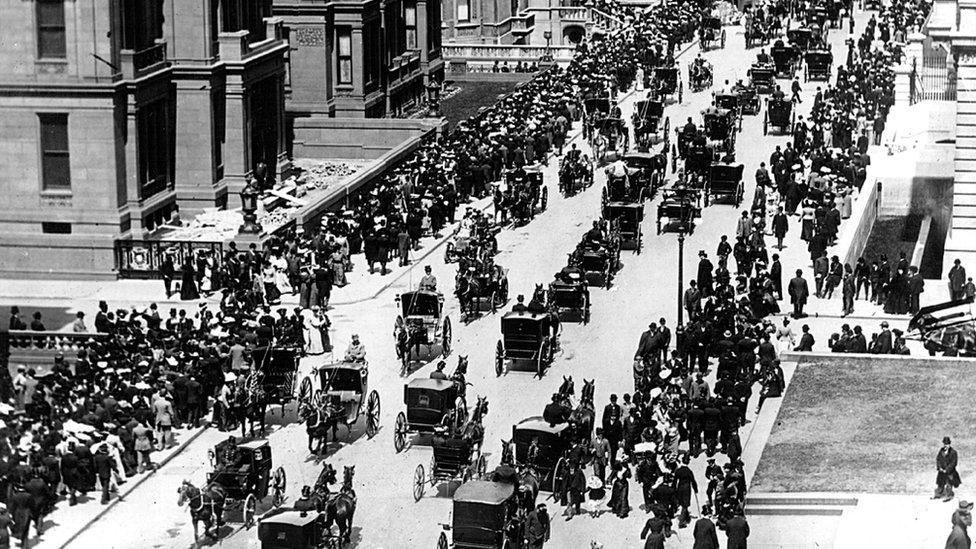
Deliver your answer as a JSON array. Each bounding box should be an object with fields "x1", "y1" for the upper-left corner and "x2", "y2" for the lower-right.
[
  {"x1": 558, "y1": 154, "x2": 593, "y2": 196},
  {"x1": 681, "y1": 136, "x2": 716, "y2": 178},
  {"x1": 435, "y1": 481, "x2": 526, "y2": 549},
  {"x1": 548, "y1": 268, "x2": 590, "y2": 324},
  {"x1": 713, "y1": 93, "x2": 743, "y2": 129},
  {"x1": 250, "y1": 346, "x2": 302, "y2": 417},
  {"x1": 909, "y1": 298, "x2": 976, "y2": 356},
  {"x1": 603, "y1": 201, "x2": 644, "y2": 253},
  {"x1": 651, "y1": 66, "x2": 683, "y2": 104},
  {"x1": 632, "y1": 100, "x2": 669, "y2": 150},
  {"x1": 512, "y1": 417, "x2": 574, "y2": 492},
  {"x1": 657, "y1": 185, "x2": 702, "y2": 234},
  {"x1": 804, "y1": 49, "x2": 832, "y2": 81},
  {"x1": 457, "y1": 264, "x2": 510, "y2": 317},
  {"x1": 704, "y1": 162, "x2": 745, "y2": 206},
  {"x1": 620, "y1": 152, "x2": 666, "y2": 202},
  {"x1": 570, "y1": 237, "x2": 620, "y2": 288},
  {"x1": 805, "y1": 6, "x2": 828, "y2": 29},
  {"x1": 591, "y1": 117, "x2": 628, "y2": 164},
  {"x1": 771, "y1": 45, "x2": 800, "y2": 78},
  {"x1": 787, "y1": 28, "x2": 814, "y2": 52},
  {"x1": 496, "y1": 311, "x2": 559, "y2": 377},
  {"x1": 296, "y1": 359, "x2": 381, "y2": 453},
  {"x1": 749, "y1": 64, "x2": 776, "y2": 94},
  {"x1": 688, "y1": 59, "x2": 714, "y2": 92},
  {"x1": 445, "y1": 216, "x2": 498, "y2": 264},
  {"x1": 205, "y1": 439, "x2": 287, "y2": 528},
  {"x1": 394, "y1": 378, "x2": 465, "y2": 452},
  {"x1": 413, "y1": 397, "x2": 490, "y2": 501},
  {"x1": 703, "y1": 108, "x2": 737, "y2": 152},
  {"x1": 258, "y1": 510, "x2": 331, "y2": 549},
  {"x1": 699, "y1": 16, "x2": 726, "y2": 50},
  {"x1": 395, "y1": 289, "x2": 453, "y2": 365},
  {"x1": 733, "y1": 82, "x2": 761, "y2": 115},
  {"x1": 503, "y1": 168, "x2": 548, "y2": 224},
  {"x1": 763, "y1": 97, "x2": 794, "y2": 135}
]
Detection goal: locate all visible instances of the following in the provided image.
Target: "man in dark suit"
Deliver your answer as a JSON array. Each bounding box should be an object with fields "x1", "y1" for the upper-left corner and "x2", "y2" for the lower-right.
[
  {"x1": 725, "y1": 510, "x2": 751, "y2": 549},
  {"x1": 525, "y1": 504, "x2": 550, "y2": 548},
  {"x1": 874, "y1": 321, "x2": 893, "y2": 354},
  {"x1": 936, "y1": 436, "x2": 961, "y2": 502},
  {"x1": 907, "y1": 266, "x2": 925, "y2": 314},
  {"x1": 770, "y1": 254, "x2": 783, "y2": 300},
  {"x1": 788, "y1": 269, "x2": 809, "y2": 318},
  {"x1": 772, "y1": 206, "x2": 789, "y2": 250},
  {"x1": 692, "y1": 515, "x2": 720, "y2": 549},
  {"x1": 601, "y1": 394, "x2": 623, "y2": 464},
  {"x1": 697, "y1": 252, "x2": 714, "y2": 297},
  {"x1": 795, "y1": 324, "x2": 815, "y2": 351}
]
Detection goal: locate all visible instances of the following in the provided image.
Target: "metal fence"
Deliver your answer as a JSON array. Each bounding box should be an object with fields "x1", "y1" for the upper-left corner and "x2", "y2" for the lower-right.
[
  {"x1": 114, "y1": 240, "x2": 223, "y2": 279},
  {"x1": 911, "y1": 53, "x2": 957, "y2": 104}
]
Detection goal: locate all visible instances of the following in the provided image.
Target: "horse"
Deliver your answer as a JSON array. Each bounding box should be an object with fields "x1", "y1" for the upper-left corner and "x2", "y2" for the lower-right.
[
  {"x1": 455, "y1": 275, "x2": 481, "y2": 321},
  {"x1": 515, "y1": 465, "x2": 541, "y2": 512},
  {"x1": 313, "y1": 463, "x2": 338, "y2": 498},
  {"x1": 557, "y1": 375, "x2": 575, "y2": 408},
  {"x1": 235, "y1": 373, "x2": 268, "y2": 438},
  {"x1": 325, "y1": 466, "x2": 357, "y2": 546},
  {"x1": 300, "y1": 399, "x2": 340, "y2": 455},
  {"x1": 570, "y1": 379, "x2": 596, "y2": 442},
  {"x1": 451, "y1": 355, "x2": 470, "y2": 401},
  {"x1": 460, "y1": 395, "x2": 489, "y2": 452},
  {"x1": 500, "y1": 438, "x2": 514, "y2": 466},
  {"x1": 177, "y1": 480, "x2": 226, "y2": 544},
  {"x1": 395, "y1": 319, "x2": 426, "y2": 367}
]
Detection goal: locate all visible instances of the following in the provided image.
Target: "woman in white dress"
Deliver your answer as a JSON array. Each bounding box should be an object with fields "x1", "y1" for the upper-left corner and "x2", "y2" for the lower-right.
[
  {"x1": 775, "y1": 317, "x2": 794, "y2": 354},
  {"x1": 304, "y1": 308, "x2": 324, "y2": 355}
]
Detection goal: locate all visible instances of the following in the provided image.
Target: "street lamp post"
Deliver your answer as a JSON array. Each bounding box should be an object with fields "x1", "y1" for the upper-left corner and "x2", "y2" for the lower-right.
[
  {"x1": 239, "y1": 176, "x2": 262, "y2": 234},
  {"x1": 427, "y1": 81, "x2": 441, "y2": 116},
  {"x1": 542, "y1": 30, "x2": 553, "y2": 64},
  {"x1": 677, "y1": 231, "x2": 685, "y2": 326}
]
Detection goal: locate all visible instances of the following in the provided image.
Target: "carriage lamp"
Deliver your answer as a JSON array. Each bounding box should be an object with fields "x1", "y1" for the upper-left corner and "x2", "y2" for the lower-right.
[
  {"x1": 239, "y1": 176, "x2": 263, "y2": 234},
  {"x1": 427, "y1": 81, "x2": 441, "y2": 116}
]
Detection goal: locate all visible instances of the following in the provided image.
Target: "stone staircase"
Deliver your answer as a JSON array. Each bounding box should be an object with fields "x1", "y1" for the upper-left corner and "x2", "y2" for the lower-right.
[{"x1": 744, "y1": 494, "x2": 859, "y2": 516}]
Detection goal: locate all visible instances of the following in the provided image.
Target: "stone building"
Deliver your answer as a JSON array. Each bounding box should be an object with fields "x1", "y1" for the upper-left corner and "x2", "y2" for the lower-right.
[
  {"x1": 274, "y1": 0, "x2": 444, "y2": 120},
  {"x1": 0, "y1": 0, "x2": 287, "y2": 278}
]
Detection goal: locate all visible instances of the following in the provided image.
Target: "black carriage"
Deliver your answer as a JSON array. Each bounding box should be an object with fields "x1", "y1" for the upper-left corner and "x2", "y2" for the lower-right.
[
  {"x1": 704, "y1": 162, "x2": 744, "y2": 206},
  {"x1": 651, "y1": 66, "x2": 682, "y2": 104},
  {"x1": 207, "y1": 439, "x2": 286, "y2": 527},
  {"x1": 805, "y1": 7, "x2": 828, "y2": 29},
  {"x1": 733, "y1": 83, "x2": 761, "y2": 116},
  {"x1": 683, "y1": 137, "x2": 716, "y2": 178},
  {"x1": 573, "y1": 240, "x2": 620, "y2": 288},
  {"x1": 297, "y1": 360, "x2": 381, "y2": 440},
  {"x1": 496, "y1": 312, "x2": 558, "y2": 377},
  {"x1": 251, "y1": 347, "x2": 301, "y2": 414},
  {"x1": 604, "y1": 202, "x2": 644, "y2": 253},
  {"x1": 512, "y1": 417, "x2": 573, "y2": 492},
  {"x1": 804, "y1": 50, "x2": 832, "y2": 81},
  {"x1": 703, "y1": 109, "x2": 737, "y2": 152},
  {"x1": 461, "y1": 265, "x2": 510, "y2": 315},
  {"x1": 505, "y1": 168, "x2": 548, "y2": 223},
  {"x1": 558, "y1": 154, "x2": 593, "y2": 196},
  {"x1": 258, "y1": 511, "x2": 329, "y2": 549},
  {"x1": 771, "y1": 45, "x2": 799, "y2": 78},
  {"x1": 547, "y1": 269, "x2": 590, "y2": 324},
  {"x1": 445, "y1": 221, "x2": 499, "y2": 264},
  {"x1": 394, "y1": 378, "x2": 464, "y2": 453},
  {"x1": 688, "y1": 60, "x2": 714, "y2": 92},
  {"x1": 763, "y1": 97, "x2": 794, "y2": 135},
  {"x1": 414, "y1": 432, "x2": 489, "y2": 501},
  {"x1": 713, "y1": 93, "x2": 743, "y2": 129},
  {"x1": 584, "y1": 98, "x2": 612, "y2": 119},
  {"x1": 394, "y1": 290, "x2": 453, "y2": 365},
  {"x1": 592, "y1": 117, "x2": 628, "y2": 164},
  {"x1": 787, "y1": 28, "x2": 813, "y2": 52},
  {"x1": 436, "y1": 481, "x2": 524, "y2": 549},
  {"x1": 700, "y1": 16, "x2": 726, "y2": 50},
  {"x1": 657, "y1": 186, "x2": 702, "y2": 234},
  {"x1": 749, "y1": 64, "x2": 776, "y2": 94},
  {"x1": 632, "y1": 100, "x2": 669, "y2": 150},
  {"x1": 624, "y1": 152, "x2": 666, "y2": 199}
]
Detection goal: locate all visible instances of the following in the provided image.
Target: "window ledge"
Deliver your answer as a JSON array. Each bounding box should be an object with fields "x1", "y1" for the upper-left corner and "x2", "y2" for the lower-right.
[
  {"x1": 35, "y1": 58, "x2": 68, "y2": 64},
  {"x1": 40, "y1": 190, "x2": 72, "y2": 198}
]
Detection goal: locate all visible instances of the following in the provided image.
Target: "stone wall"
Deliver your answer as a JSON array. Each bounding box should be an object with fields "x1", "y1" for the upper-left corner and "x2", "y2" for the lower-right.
[{"x1": 291, "y1": 117, "x2": 442, "y2": 159}]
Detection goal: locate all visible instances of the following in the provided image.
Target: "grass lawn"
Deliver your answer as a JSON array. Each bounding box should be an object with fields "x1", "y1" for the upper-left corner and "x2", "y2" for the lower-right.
[
  {"x1": 751, "y1": 358, "x2": 976, "y2": 493},
  {"x1": 439, "y1": 81, "x2": 519, "y2": 127}
]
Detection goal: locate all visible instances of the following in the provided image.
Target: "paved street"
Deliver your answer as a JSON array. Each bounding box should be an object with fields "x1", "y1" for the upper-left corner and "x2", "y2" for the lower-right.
[{"x1": 24, "y1": 6, "x2": 912, "y2": 549}]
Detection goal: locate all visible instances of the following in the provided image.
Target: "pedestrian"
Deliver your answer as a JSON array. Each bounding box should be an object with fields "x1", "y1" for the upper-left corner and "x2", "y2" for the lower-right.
[
  {"x1": 685, "y1": 280, "x2": 702, "y2": 321},
  {"x1": 152, "y1": 390, "x2": 176, "y2": 450},
  {"x1": 725, "y1": 509, "x2": 751, "y2": 549},
  {"x1": 697, "y1": 252, "x2": 714, "y2": 297},
  {"x1": 607, "y1": 463, "x2": 631, "y2": 518},
  {"x1": 966, "y1": 278, "x2": 976, "y2": 301},
  {"x1": 946, "y1": 505, "x2": 972, "y2": 549},
  {"x1": 640, "y1": 506, "x2": 673, "y2": 549},
  {"x1": 397, "y1": 226, "x2": 411, "y2": 266},
  {"x1": 526, "y1": 503, "x2": 551, "y2": 548},
  {"x1": 842, "y1": 264, "x2": 856, "y2": 316},
  {"x1": 674, "y1": 455, "x2": 698, "y2": 528},
  {"x1": 94, "y1": 444, "x2": 116, "y2": 504},
  {"x1": 71, "y1": 311, "x2": 88, "y2": 333},
  {"x1": 133, "y1": 419, "x2": 154, "y2": 474},
  {"x1": 791, "y1": 78, "x2": 802, "y2": 103},
  {"x1": 949, "y1": 259, "x2": 967, "y2": 300},
  {"x1": 161, "y1": 253, "x2": 175, "y2": 298},
  {"x1": 602, "y1": 395, "x2": 622, "y2": 464},
  {"x1": 771, "y1": 206, "x2": 789, "y2": 250},
  {"x1": 692, "y1": 514, "x2": 720, "y2": 549},
  {"x1": 567, "y1": 462, "x2": 586, "y2": 518},
  {"x1": 936, "y1": 436, "x2": 961, "y2": 502},
  {"x1": 592, "y1": 429, "x2": 611, "y2": 482},
  {"x1": 788, "y1": 269, "x2": 809, "y2": 318},
  {"x1": 794, "y1": 324, "x2": 815, "y2": 351},
  {"x1": 908, "y1": 266, "x2": 925, "y2": 314}
]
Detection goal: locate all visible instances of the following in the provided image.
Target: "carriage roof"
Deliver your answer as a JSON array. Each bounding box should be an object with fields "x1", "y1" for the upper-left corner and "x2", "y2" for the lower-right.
[
  {"x1": 635, "y1": 100, "x2": 664, "y2": 119},
  {"x1": 584, "y1": 98, "x2": 613, "y2": 113},
  {"x1": 624, "y1": 152, "x2": 658, "y2": 165},
  {"x1": 258, "y1": 510, "x2": 321, "y2": 547},
  {"x1": 805, "y1": 50, "x2": 832, "y2": 63},
  {"x1": 704, "y1": 15, "x2": 723, "y2": 27},
  {"x1": 750, "y1": 65, "x2": 774, "y2": 78},
  {"x1": 319, "y1": 359, "x2": 368, "y2": 372},
  {"x1": 406, "y1": 378, "x2": 456, "y2": 392},
  {"x1": 606, "y1": 201, "x2": 644, "y2": 213},
  {"x1": 398, "y1": 290, "x2": 442, "y2": 316},
  {"x1": 710, "y1": 162, "x2": 744, "y2": 181},
  {"x1": 260, "y1": 510, "x2": 320, "y2": 528},
  {"x1": 908, "y1": 298, "x2": 975, "y2": 333},
  {"x1": 453, "y1": 480, "x2": 516, "y2": 505},
  {"x1": 514, "y1": 416, "x2": 571, "y2": 436}
]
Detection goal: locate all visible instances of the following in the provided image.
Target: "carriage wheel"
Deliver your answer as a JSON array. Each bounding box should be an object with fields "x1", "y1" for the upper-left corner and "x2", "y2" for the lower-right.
[
  {"x1": 541, "y1": 187, "x2": 548, "y2": 211},
  {"x1": 272, "y1": 466, "x2": 286, "y2": 507},
  {"x1": 537, "y1": 340, "x2": 549, "y2": 379},
  {"x1": 495, "y1": 340, "x2": 504, "y2": 377},
  {"x1": 721, "y1": 29, "x2": 726, "y2": 48},
  {"x1": 490, "y1": 291, "x2": 499, "y2": 315},
  {"x1": 663, "y1": 117, "x2": 670, "y2": 148},
  {"x1": 298, "y1": 376, "x2": 313, "y2": 411},
  {"x1": 552, "y1": 456, "x2": 568, "y2": 493},
  {"x1": 763, "y1": 111, "x2": 769, "y2": 135},
  {"x1": 394, "y1": 411, "x2": 408, "y2": 453},
  {"x1": 477, "y1": 454, "x2": 488, "y2": 479},
  {"x1": 442, "y1": 318, "x2": 452, "y2": 356},
  {"x1": 413, "y1": 464, "x2": 426, "y2": 502},
  {"x1": 243, "y1": 494, "x2": 257, "y2": 528},
  {"x1": 501, "y1": 539, "x2": 512, "y2": 549},
  {"x1": 207, "y1": 448, "x2": 216, "y2": 468},
  {"x1": 366, "y1": 390, "x2": 380, "y2": 438},
  {"x1": 637, "y1": 225, "x2": 643, "y2": 255},
  {"x1": 678, "y1": 80, "x2": 683, "y2": 104},
  {"x1": 438, "y1": 532, "x2": 449, "y2": 549}
]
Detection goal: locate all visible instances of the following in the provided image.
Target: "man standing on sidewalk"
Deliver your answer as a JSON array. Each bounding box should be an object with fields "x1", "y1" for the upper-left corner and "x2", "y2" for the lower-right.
[
  {"x1": 936, "y1": 436, "x2": 961, "y2": 502},
  {"x1": 153, "y1": 390, "x2": 176, "y2": 450},
  {"x1": 94, "y1": 444, "x2": 117, "y2": 505},
  {"x1": 788, "y1": 269, "x2": 810, "y2": 318}
]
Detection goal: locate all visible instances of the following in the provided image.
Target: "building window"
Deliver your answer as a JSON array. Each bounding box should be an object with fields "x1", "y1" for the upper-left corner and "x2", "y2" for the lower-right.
[
  {"x1": 41, "y1": 222, "x2": 71, "y2": 234},
  {"x1": 39, "y1": 114, "x2": 70, "y2": 191},
  {"x1": 221, "y1": 0, "x2": 270, "y2": 43},
  {"x1": 121, "y1": 0, "x2": 163, "y2": 51},
  {"x1": 405, "y1": 2, "x2": 417, "y2": 50},
  {"x1": 457, "y1": 0, "x2": 470, "y2": 22},
  {"x1": 36, "y1": 0, "x2": 67, "y2": 59},
  {"x1": 337, "y1": 28, "x2": 352, "y2": 85},
  {"x1": 364, "y1": 21, "x2": 379, "y2": 87},
  {"x1": 137, "y1": 100, "x2": 170, "y2": 199}
]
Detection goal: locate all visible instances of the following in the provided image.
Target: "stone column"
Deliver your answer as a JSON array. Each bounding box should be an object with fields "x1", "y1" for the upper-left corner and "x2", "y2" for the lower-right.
[
  {"x1": 418, "y1": 0, "x2": 430, "y2": 82},
  {"x1": 222, "y1": 77, "x2": 249, "y2": 197},
  {"x1": 945, "y1": 45, "x2": 976, "y2": 273},
  {"x1": 893, "y1": 64, "x2": 912, "y2": 107},
  {"x1": 906, "y1": 31, "x2": 926, "y2": 71}
]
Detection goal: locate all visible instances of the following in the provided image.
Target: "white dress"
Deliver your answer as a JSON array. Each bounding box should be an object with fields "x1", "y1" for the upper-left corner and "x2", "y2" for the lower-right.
[{"x1": 304, "y1": 311, "x2": 324, "y2": 355}]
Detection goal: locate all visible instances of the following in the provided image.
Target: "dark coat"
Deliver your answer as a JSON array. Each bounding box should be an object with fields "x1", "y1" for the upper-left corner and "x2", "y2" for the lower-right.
[
  {"x1": 939, "y1": 447, "x2": 962, "y2": 488},
  {"x1": 725, "y1": 515, "x2": 751, "y2": 549},
  {"x1": 692, "y1": 517, "x2": 720, "y2": 549},
  {"x1": 788, "y1": 276, "x2": 809, "y2": 304},
  {"x1": 945, "y1": 524, "x2": 971, "y2": 549},
  {"x1": 772, "y1": 213, "x2": 789, "y2": 238}
]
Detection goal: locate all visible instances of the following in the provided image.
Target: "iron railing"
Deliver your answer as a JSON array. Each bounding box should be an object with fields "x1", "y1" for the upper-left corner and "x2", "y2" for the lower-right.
[{"x1": 114, "y1": 240, "x2": 223, "y2": 279}]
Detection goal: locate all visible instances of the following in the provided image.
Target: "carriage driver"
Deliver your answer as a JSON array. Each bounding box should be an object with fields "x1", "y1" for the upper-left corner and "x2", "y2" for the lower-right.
[
  {"x1": 682, "y1": 117, "x2": 697, "y2": 136},
  {"x1": 344, "y1": 334, "x2": 366, "y2": 362},
  {"x1": 756, "y1": 48, "x2": 771, "y2": 65},
  {"x1": 430, "y1": 360, "x2": 449, "y2": 380},
  {"x1": 543, "y1": 394, "x2": 572, "y2": 426},
  {"x1": 419, "y1": 265, "x2": 437, "y2": 291}
]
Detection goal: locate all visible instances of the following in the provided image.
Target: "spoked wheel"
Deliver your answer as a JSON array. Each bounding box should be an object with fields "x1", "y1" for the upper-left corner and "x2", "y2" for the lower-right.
[
  {"x1": 552, "y1": 456, "x2": 568, "y2": 494},
  {"x1": 490, "y1": 291, "x2": 499, "y2": 314},
  {"x1": 442, "y1": 318, "x2": 452, "y2": 356},
  {"x1": 207, "y1": 449, "x2": 216, "y2": 468},
  {"x1": 243, "y1": 493, "x2": 257, "y2": 528},
  {"x1": 541, "y1": 187, "x2": 548, "y2": 211},
  {"x1": 477, "y1": 455, "x2": 488, "y2": 479},
  {"x1": 298, "y1": 376, "x2": 313, "y2": 411},
  {"x1": 495, "y1": 340, "x2": 504, "y2": 377},
  {"x1": 394, "y1": 411, "x2": 408, "y2": 453},
  {"x1": 537, "y1": 340, "x2": 549, "y2": 378},
  {"x1": 272, "y1": 466, "x2": 287, "y2": 507},
  {"x1": 414, "y1": 464, "x2": 426, "y2": 501},
  {"x1": 438, "y1": 532, "x2": 449, "y2": 549},
  {"x1": 365, "y1": 390, "x2": 380, "y2": 438},
  {"x1": 583, "y1": 293, "x2": 591, "y2": 325}
]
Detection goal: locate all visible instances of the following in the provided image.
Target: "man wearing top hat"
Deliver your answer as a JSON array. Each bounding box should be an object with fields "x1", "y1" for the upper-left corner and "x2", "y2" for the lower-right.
[{"x1": 936, "y1": 436, "x2": 961, "y2": 502}]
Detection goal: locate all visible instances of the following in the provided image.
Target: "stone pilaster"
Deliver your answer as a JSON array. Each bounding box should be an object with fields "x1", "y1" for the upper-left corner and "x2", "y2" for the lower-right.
[{"x1": 944, "y1": 46, "x2": 976, "y2": 272}]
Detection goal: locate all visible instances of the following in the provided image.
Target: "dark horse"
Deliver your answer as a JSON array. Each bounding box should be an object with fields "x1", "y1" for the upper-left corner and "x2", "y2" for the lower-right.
[
  {"x1": 300, "y1": 397, "x2": 340, "y2": 455},
  {"x1": 235, "y1": 372, "x2": 268, "y2": 438},
  {"x1": 455, "y1": 275, "x2": 481, "y2": 321},
  {"x1": 324, "y1": 466, "x2": 357, "y2": 546},
  {"x1": 557, "y1": 375, "x2": 575, "y2": 408},
  {"x1": 177, "y1": 480, "x2": 226, "y2": 545},
  {"x1": 395, "y1": 318, "x2": 426, "y2": 370},
  {"x1": 451, "y1": 355, "x2": 470, "y2": 402},
  {"x1": 570, "y1": 379, "x2": 596, "y2": 442}
]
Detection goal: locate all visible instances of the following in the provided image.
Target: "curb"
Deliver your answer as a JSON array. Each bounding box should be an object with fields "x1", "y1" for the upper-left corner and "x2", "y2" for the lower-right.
[{"x1": 54, "y1": 425, "x2": 211, "y2": 549}]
